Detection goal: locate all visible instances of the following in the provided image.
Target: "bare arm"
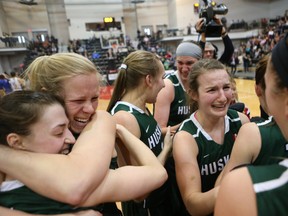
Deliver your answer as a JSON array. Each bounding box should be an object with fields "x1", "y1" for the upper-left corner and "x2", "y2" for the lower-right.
[
  {"x1": 0, "y1": 110, "x2": 116, "y2": 205},
  {"x1": 215, "y1": 122, "x2": 261, "y2": 186},
  {"x1": 80, "y1": 124, "x2": 168, "y2": 206},
  {"x1": 214, "y1": 167, "x2": 257, "y2": 216},
  {"x1": 157, "y1": 126, "x2": 173, "y2": 165},
  {"x1": 238, "y1": 111, "x2": 250, "y2": 124},
  {"x1": 173, "y1": 131, "x2": 218, "y2": 216},
  {"x1": 154, "y1": 79, "x2": 177, "y2": 135}
]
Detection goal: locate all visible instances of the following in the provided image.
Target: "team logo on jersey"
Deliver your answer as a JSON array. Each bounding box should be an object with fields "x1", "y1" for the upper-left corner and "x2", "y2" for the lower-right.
[{"x1": 145, "y1": 125, "x2": 150, "y2": 133}]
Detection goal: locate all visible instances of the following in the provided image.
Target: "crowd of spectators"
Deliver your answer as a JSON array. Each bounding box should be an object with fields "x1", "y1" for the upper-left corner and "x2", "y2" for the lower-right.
[
  {"x1": 4, "y1": 11, "x2": 287, "y2": 76},
  {"x1": 228, "y1": 12, "x2": 288, "y2": 73}
]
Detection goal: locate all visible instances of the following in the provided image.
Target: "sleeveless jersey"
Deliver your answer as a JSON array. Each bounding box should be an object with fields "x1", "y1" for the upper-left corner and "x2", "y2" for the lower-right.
[
  {"x1": 248, "y1": 159, "x2": 288, "y2": 216},
  {"x1": 111, "y1": 101, "x2": 171, "y2": 216},
  {"x1": 179, "y1": 109, "x2": 242, "y2": 192},
  {"x1": 254, "y1": 117, "x2": 288, "y2": 165},
  {"x1": 111, "y1": 101, "x2": 163, "y2": 155},
  {"x1": 165, "y1": 71, "x2": 190, "y2": 126},
  {"x1": 0, "y1": 181, "x2": 104, "y2": 214}
]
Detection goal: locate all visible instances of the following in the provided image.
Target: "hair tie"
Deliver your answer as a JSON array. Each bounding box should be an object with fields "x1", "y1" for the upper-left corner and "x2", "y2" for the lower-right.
[{"x1": 120, "y1": 64, "x2": 127, "y2": 70}]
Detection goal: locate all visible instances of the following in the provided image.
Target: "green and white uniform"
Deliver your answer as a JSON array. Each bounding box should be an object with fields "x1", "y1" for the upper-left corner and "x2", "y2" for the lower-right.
[
  {"x1": 165, "y1": 71, "x2": 190, "y2": 126},
  {"x1": 110, "y1": 101, "x2": 170, "y2": 216},
  {"x1": 169, "y1": 109, "x2": 242, "y2": 215},
  {"x1": 0, "y1": 180, "x2": 104, "y2": 214},
  {"x1": 248, "y1": 159, "x2": 288, "y2": 216},
  {"x1": 0, "y1": 133, "x2": 122, "y2": 215},
  {"x1": 253, "y1": 116, "x2": 288, "y2": 165}
]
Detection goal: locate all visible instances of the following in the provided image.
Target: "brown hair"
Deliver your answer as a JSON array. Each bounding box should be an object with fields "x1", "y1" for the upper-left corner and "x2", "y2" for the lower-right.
[
  {"x1": 107, "y1": 50, "x2": 162, "y2": 112},
  {"x1": 0, "y1": 90, "x2": 65, "y2": 145},
  {"x1": 188, "y1": 58, "x2": 228, "y2": 113}
]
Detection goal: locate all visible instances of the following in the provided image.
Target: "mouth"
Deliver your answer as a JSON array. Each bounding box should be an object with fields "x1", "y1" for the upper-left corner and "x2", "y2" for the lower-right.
[
  {"x1": 212, "y1": 103, "x2": 227, "y2": 110},
  {"x1": 74, "y1": 117, "x2": 90, "y2": 124},
  {"x1": 60, "y1": 148, "x2": 70, "y2": 155},
  {"x1": 70, "y1": 117, "x2": 91, "y2": 133}
]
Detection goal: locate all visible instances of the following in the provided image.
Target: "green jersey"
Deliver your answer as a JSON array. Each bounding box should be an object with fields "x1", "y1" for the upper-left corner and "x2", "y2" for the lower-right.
[
  {"x1": 248, "y1": 159, "x2": 288, "y2": 216},
  {"x1": 179, "y1": 109, "x2": 242, "y2": 192},
  {"x1": 111, "y1": 101, "x2": 171, "y2": 216},
  {"x1": 0, "y1": 181, "x2": 106, "y2": 214},
  {"x1": 165, "y1": 71, "x2": 190, "y2": 126},
  {"x1": 254, "y1": 117, "x2": 288, "y2": 165},
  {"x1": 110, "y1": 101, "x2": 163, "y2": 155}
]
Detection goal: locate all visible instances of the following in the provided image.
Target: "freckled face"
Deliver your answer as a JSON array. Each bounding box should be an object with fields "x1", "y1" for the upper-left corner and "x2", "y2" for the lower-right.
[{"x1": 195, "y1": 69, "x2": 232, "y2": 118}]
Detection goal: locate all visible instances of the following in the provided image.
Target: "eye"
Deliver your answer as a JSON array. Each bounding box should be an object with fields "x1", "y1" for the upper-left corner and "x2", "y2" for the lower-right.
[
  {"x1": 223, "y1": 85, "x2": 231, "y2": 90},
  {"x1": 207, "y1": 89, "x2": 215, "y2": 93},
  {"x1": 92, "y1": 96, "x2": 99, "y2": 102}
]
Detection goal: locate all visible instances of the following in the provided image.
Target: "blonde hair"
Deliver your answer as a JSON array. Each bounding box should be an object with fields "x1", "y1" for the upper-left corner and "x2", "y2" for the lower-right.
[{"x1": 25, "y1": 53, "x2": 101, "y2": 96}]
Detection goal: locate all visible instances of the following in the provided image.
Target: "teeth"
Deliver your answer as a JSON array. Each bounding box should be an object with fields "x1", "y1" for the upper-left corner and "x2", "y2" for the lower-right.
[
  {"x1": 75, "y1": 118, "x2": 89, "y2": 123},
  {"x1": 61, "y1": 149, "x2": 70, "y2": 155}
]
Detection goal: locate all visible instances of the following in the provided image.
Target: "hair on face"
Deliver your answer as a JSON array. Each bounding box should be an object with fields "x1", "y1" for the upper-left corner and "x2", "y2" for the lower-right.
[
  {"x1": 0, "y1": 90, "x2": 65, "y2": 145},
  {"x1": 25, "y1": 53, "x2": 102, "y2": 97},
  {"x1": 255, "y1": 54, "x2": 269, "y2": 91},
  {"x1": 188, "y1": 58, "x2": 227, "y2": 112}
]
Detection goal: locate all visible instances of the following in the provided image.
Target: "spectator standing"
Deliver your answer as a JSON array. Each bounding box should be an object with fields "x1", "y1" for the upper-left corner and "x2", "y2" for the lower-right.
[
  {"x1": 9, "y1": 72, "x2": 24, "y2": 91},
  {"x1": 0, "y1": 74, "x2": 13, "y2": 96},
  {"x1": 242, "y1": 53, "x2": 251, "y2": 72},
  {"x1": 229, "y1": 53, "x2": 239, "y2": 75},
  {"x1": 195, "y1": 17, "x2": 234, "y2": 65}
]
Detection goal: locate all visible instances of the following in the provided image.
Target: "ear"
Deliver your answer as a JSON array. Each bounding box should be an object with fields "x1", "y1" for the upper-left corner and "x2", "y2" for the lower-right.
[
  {"x1": 145, "y1": 74, "x2": 153, "y2": 88},
  {"x1": 255, "y1": 84, "x2": 262, "y2": 97},
  {"x1": 6, "y1": 133, "x2": 26, "y2": 150}
]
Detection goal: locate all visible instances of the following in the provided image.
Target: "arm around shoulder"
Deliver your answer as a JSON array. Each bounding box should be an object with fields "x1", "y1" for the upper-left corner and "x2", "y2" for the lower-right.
[
  {"x1": 0, "y1": 110, "x2": 117, "y2": 205},
  {"x1": 80, "y1": 124, "x2": 168, "y2": 206}
]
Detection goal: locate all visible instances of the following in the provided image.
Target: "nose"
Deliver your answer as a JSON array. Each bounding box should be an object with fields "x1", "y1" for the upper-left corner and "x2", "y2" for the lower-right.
[
  {"x1": 65, "y1": 129, "x2": 76, "y2": 144},
  {"x1": 218, "y1": 89, "x2": 228, "y2": 102},
  {"x1": 83, "y1": 101, "x2": 96, "y2": 114},
  {"x1": 181, "y1": 64, "x2": 190, "y2": 72}
]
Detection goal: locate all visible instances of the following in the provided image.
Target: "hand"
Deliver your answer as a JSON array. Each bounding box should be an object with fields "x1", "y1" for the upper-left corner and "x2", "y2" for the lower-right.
[
  {"x1": 163, "y1": 126, "x2": 173, "y2": 155},
  {"x1": 195, "y1": 18, "x2": 205, "y2": 33},
  {"x1": 213, "y1": 16, "x2": 222, "y2": 25}
]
